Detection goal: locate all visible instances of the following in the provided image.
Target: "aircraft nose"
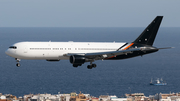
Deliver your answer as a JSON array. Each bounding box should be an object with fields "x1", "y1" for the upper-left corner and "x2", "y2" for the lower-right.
[
  {"x1": 5, "y1": 49, "x2": 15, "y2": 57},
  {"x1": 5, "y1": 49, "x2": 11, "y2": 56}
]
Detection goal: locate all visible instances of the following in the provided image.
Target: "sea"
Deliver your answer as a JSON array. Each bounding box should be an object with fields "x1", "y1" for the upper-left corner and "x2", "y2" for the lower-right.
[{"x1": 0, "y1": 27, "x2": 180, "y2": 97}]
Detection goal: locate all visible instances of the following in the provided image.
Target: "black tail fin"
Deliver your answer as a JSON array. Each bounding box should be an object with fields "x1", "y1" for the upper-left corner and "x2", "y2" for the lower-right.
[{"x1": 133, "y1": 16, "x2": 163, "y2": 46}]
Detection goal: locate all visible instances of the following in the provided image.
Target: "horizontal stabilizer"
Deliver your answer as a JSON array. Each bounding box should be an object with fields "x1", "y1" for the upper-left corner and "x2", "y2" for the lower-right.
[{"x1": 157, "y1": 47, "x2": 174, "y2": 50}]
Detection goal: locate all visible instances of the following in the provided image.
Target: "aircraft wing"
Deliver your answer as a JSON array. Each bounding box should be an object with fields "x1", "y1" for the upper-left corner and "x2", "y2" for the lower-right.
[{"x1": 64, "y1": 48, "x2": 142, "y2": 60}]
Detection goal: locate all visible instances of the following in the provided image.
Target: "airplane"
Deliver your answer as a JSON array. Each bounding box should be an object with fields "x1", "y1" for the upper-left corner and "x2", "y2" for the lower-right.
[{"x1": 5, "y1": 16, "x2": 170, "y2": 69}]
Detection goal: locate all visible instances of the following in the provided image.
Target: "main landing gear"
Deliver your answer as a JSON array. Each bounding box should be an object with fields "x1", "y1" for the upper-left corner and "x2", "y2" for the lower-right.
[
  {"x1": 87, "y1": 64, "x2": 96, "y2": 69},
  {"x1": 87, "y1": 62, "x2": 96, "y2": 69},
  {"x1": 15, "y1": 58, "x2": 21, "y2": 67}
]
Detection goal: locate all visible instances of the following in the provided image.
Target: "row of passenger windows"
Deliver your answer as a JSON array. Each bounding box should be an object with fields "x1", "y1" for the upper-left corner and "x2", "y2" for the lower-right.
[
  {"x1": 29, "y1": 48, "x2": 117, "y2": 50},
  {"x1": 78, "y1": 48, "x2": 116, "y2": 50},
  {"x1": 30, "y1": 48, "x2": 51, "y2": 50}
]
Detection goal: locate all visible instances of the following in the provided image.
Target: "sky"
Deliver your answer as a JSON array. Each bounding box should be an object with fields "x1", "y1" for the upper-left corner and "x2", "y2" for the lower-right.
[{"x1": 0, "y1": 0, "x2": 180, "y2": 27}]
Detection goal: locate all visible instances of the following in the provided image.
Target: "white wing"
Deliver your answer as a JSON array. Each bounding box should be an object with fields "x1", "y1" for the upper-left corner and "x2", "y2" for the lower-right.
[{"x1": 64, "y1": 48, "x2": 141, "y2": 60}]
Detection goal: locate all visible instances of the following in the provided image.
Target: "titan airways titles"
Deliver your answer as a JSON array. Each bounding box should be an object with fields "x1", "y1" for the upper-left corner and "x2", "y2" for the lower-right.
[{"x1": 5, "y1": 16, "x2": 171, "y2": 69}]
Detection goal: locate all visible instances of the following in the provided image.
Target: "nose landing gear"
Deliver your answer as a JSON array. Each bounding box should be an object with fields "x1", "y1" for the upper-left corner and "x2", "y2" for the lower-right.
[{"x1": 15, "y1": 58, "x2": 21, "y2": 67}]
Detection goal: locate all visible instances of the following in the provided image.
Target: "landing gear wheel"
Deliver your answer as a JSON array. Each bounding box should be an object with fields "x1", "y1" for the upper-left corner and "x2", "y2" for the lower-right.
[
  {"x1": 87, "y1": 63, "x2": 97, "y2": 69},
  {"x1": 15, "y1": 58, "x2": 21, "y2": 67},
  {"x1": 87, "y1": 65, "x2": 93, "y2": 69},
  {"x1": 16, "y1": 63, "x2": 20, "y2": 67},
  {"x1": 92, "y1": 64, "x2": 96, "y2": 68}
]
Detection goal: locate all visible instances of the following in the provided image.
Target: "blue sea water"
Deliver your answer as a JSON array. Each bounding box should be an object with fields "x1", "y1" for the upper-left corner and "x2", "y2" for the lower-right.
[{"x1": 0, "y1": 27, "x2": 180, "y2": 97}]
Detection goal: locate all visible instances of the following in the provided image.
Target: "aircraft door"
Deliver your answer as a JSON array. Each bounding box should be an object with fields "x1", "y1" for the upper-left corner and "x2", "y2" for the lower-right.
[{"x1": 24, "y1": 46, "x2": 28, "y2": 53}]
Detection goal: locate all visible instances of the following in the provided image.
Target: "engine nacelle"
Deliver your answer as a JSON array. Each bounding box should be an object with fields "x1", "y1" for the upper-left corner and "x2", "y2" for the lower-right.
[{"x1": 69, "y1": 55, "x2": 86, "y2": 64}]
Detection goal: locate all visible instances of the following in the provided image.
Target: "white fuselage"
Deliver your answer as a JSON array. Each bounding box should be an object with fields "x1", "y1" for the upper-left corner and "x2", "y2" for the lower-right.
[
  {"x1": 4, "y1": 16, "x2": 164, "y2": 68},
  {"x1": 5, "y1": 41, "x2": 126, "y2": 60}
]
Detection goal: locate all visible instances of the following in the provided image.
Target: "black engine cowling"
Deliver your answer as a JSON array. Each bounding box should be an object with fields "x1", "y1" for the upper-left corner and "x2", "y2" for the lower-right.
[{"x1": 69, "y1": 55, "x2": 86, "y2": 65}]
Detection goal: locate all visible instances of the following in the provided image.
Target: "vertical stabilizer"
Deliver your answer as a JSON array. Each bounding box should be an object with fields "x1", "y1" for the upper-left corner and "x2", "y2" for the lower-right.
[{"x1": 133, "y1": 16, "x2": 163, "y2": 46}]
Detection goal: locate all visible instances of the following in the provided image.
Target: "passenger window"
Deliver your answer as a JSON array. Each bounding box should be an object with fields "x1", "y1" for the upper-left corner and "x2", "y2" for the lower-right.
[{"x1": 9, "y1": 46, "x2": 17, "y2": 49}]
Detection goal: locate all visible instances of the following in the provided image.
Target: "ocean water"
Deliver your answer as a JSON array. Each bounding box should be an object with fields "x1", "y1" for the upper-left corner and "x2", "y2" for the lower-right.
[{"x1": 0, "y1": 27, "x2": 180, "y2": 97}]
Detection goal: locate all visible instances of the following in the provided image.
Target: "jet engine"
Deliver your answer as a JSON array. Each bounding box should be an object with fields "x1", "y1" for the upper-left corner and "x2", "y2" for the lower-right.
[{"x1": 69, "y1": 55, "x2": 86, "y2": 66}]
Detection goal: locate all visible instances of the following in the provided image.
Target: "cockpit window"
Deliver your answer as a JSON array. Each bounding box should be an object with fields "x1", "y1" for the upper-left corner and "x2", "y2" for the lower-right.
[{"x1": 9, "y1": 46, "x2": 17, "y2": 49}]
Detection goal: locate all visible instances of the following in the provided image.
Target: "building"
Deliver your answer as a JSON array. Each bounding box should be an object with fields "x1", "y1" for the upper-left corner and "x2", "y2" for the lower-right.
[
  {"x1": 125, "y1": 93, "x2": 146, "y2": 101},
  {"x1": 92, "y1": 98, "x2": 99, "y2": 101},
  {"x1": 154, "y1": 93, "x2": 180, "y2": 101},
  {"x1": 0, "y1": 94, "x2": 17, "y2": 101},
  {"x1": 99, "y1": 95, "x2": 109, "y2": 101},
  {"x1": 69, "y1": 93, "x2": 76, "y2": 101},
  {"x1": 0, "y1": 95, "x2": 6, "y2": 101},
  {"x1": 69, "y1": 92, "x2": 91, "y2": 101},
  {"x1": 75, "y1": 92, "x2": 86, "y2": 101},
  {"x1": 109, "y1": 96, "x2": 127, "y2": 101}
]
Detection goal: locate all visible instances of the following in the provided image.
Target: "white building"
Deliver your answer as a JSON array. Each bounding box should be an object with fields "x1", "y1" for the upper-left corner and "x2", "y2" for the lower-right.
[{"x1": 110, "y1": 96, "x2": 127, "y2": 101}]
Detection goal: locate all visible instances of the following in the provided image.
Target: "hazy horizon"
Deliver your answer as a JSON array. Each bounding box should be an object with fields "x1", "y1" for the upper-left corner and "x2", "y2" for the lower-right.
[{"x1": 0, "y1": 0, "x2": 180, "y2": 27}]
